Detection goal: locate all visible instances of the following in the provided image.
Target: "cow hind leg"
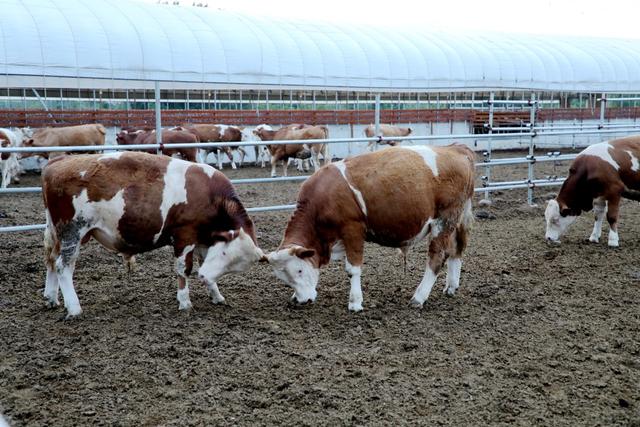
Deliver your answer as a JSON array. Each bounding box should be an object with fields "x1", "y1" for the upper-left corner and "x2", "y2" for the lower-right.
[
  {"x1": 589, "y1": 198, "x2": 607, "y2": 243},
  {"x1": 55, "y1": 234, "x2": 84, "y2": 318},
  {"x1": 410, "y1": 231, "x2": 453, "y2": 308},
  {"x1": 227, "y1": 151, "x2": 237, "y2": 170},
  {"x1": 43, "y1": 223, "x2": 60, "y2": 308},
  {"x1": 175, "y1": 244, "x2": 195, "y2": 310},
  {"x1": 444, "y1": 201, "x2": 472, "y2": 296},
  {"x1": 606, "y1": 197, "x2": 621, "y2": 247}
]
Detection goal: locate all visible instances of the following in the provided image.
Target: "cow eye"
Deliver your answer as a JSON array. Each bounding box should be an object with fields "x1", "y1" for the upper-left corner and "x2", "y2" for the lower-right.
[
  {"x1": 298, "y1": 269, "x2": 302, "y2": 274},
  {"x1": 222, "y1": 251, "x2": 227, "y2": 256}
]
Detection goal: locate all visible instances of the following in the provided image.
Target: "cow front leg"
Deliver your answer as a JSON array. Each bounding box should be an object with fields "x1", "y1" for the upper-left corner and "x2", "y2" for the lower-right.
[
  {"x1": 216, "y1": 149, "x2": 224, "y2": 170},
  {"x1": 205, "y1": 281, "x2": 226, "y2": 305},
  {"x1": 606, "y1": 197, "x2": 621, "y2": 247},
  {"x1": 175, "y1": 244, "x2": 195, "y2": 310},
  {"x1": 346, "y1": 260, "x2": 363, "y2": 312},
  {"x1": 271, "y1": 156, "x2": 278, "y2": 177},
  {"x1": 589, "y1": 198, "x2": 607, "y2": 243},
  {"x1": 342, "y1": 231, "x2": 365, "y2": 312},
  {"x1": 282, "y1": 158, "x2": 288, "y2": 177},
  {"x1": 443, "y1": 258, "x2": 462, "y2": 296}
]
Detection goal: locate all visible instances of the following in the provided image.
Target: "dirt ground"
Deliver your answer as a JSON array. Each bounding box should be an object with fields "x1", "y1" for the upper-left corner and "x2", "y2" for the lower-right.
[{"x1": 1, "y1": 150, "x2": 639, "y2": 426}]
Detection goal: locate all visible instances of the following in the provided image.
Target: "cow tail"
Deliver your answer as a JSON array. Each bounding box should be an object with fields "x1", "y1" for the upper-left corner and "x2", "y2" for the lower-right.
[{"x1": 622, "y1": 186, "x2": 640, "y2": 202}]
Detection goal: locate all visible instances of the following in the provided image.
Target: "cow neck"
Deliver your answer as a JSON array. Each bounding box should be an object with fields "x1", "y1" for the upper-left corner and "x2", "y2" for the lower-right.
[
  {"x1": 222, "y1": 196, "x2": 258, "y2": 245},
  {"x1": 280, "y1": 200, "x2": 328, "y2": 268}
]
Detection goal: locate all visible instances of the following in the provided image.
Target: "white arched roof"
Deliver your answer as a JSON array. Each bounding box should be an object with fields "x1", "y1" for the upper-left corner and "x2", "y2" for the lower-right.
[{"x1": 1, "y1": 0, "x2": 640, "y2": 93}]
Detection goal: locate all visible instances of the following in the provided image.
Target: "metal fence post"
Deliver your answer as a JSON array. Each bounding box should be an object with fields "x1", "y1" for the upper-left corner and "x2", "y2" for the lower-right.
[
  {"x1": 599, "y1": 93, "x2": 606, "y2": 138},
  {"x1": 155, "y1": 81, "x2": 162, "y2": 154},
  {"x1": 374, "y1": 93, "x2": 381, "y2": 150},
  {"x1": 527, "y1": 93, "x2": 537, "y2": 205},
  {"x1": 484, "y1": 92, "x2": 495, "y2": 201}
]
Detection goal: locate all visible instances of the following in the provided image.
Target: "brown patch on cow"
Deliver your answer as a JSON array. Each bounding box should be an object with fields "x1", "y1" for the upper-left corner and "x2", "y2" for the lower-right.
[
  {"x1": 25, "y1": 124, "x2": 106, "y2": 159},
  {"x1": 116, "y1": 129, "x2": 199, "y2": 162}
]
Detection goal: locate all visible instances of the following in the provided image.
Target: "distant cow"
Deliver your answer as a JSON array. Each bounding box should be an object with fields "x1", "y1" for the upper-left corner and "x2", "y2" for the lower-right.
[
  {"x1": 179, "y1": 124, "x2": 247, "y2": 169},
  {"x1": 545, "y1": 136, "x2": 640, "y2": 247},
  {"x1": 116, "y1": 128, "x2": 198, "y2": 162},
  {"x1": 22, "y1": 124, "x2": 106, "y2": 159},
  {"x1": 253, "y1": 124, "x2": 329, "y2": 177},
  {"x1": 365, "y1": 124, "x2": 412, "y2": 151},
  {"x1": 42, "y1": 151, "x2": 264, "y2": 318},
  {"x1": 0, "y1": 128, "x2": 26, "y2": 188},
  {"x1": 265, "y1": 145, "x2": 475, "y2": 311}
]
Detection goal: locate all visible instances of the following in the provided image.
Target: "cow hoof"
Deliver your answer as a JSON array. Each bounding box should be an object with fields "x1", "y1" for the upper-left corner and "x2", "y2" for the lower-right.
[
  {"x1": 588, "y1": 236, "x2": 599, "y2": 243},
  {"x1": 178, "y1": 302, "x2": 193, "y2": 311},
  {"x1": 608, "y1": 242, "x2": 620, "y2": 248},
  {"x1": 61, "y1": 311, "x2": 83, "y2": 321},
  {"x1": 409, "y1": 297, "x2": 424, "y2": 308},
  {"x1": 443, "y1": 287, "x2": 456, "y2": 296},
  {"x1": 44, "y1": 298, "x2": 60, "y2": 308},
  {"x1": 348, "y1": 302, "x2": 363, "y2": 312},
  {"x1": 211, "y1": 297, "x2": 227, "y2": 305}
]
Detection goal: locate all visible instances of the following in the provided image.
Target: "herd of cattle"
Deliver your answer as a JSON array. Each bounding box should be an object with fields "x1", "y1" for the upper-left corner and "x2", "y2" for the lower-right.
[
  {"x1": 2, "y1": 121, "x2": 640, "y2": 318},
  {"x1": 0, "y1": 123, "x2": 414, "y2": 188}
]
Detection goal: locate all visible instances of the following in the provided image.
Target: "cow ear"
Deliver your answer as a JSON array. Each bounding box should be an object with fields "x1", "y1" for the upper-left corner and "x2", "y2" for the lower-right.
[
  {"x1": 290, "y1": 246, "x2": 315, "y2": 259},
  {"x1": 211, "y1": 229, "x2": 241, "y2": 243}
]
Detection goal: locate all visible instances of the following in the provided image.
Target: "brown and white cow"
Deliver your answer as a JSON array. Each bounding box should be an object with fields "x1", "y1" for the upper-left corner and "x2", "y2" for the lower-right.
[
  {"x1": 116, "y1": 128, "x2": 198, "y2": 162},
  {"x1": 42, "y1": 151, "x2": 264, "y2": 318},
  {"x1": 22, "y1": 124, "x2": 106, "y2": 159},
  {"x1": 0, "y1": 128, "x2": 26, "y2": 188},
  {"x1": 545, "y1": 136, "x2": 640, "y2": 247},
  {"x1": 265, "y1": 145, "x2": 475, "y2": 311},
  {"x1": 364, "y1": 124, "x2": 413, "y2": 151},
  {"x1": 179, "y1": 124, "x2": 248, "y2": 169},
  {"x1": 253, "y1": 124, "x2": 329, "y2": 177}
]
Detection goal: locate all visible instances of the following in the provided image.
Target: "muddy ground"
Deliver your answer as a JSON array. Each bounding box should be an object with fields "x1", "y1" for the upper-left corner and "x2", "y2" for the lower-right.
[{"x1": 1, "y1": 150, "x2": 639, "y2": 426}]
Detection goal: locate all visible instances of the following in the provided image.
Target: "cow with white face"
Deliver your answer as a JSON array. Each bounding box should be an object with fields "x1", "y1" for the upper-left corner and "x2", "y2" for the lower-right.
[
  {"x1": 265, "y1": 145, "x2": 475, "y2": 311},
  {"x1": 545, "y1": 136, "x2": 640, "y2": 247},
  {"x1": 42, "y1": 151, "x2": 264, "y2": 318}
]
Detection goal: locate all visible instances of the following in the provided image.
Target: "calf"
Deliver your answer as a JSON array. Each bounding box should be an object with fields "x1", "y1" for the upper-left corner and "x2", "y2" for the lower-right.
[
  {"x1": 365, "y1": 124, "x2": 412, "y2": 150},
  {"x1": 265, "y1": 145, "x2": 475, "y2": 311},
  {"x1": 545, "y1": 136, "x2": 640, "y2": 247},
  {"x1": 42, "y1": 151, "x2": 263, "y2": 318},
  {"x1": 179, "y1": 124, "x2": 246, "y2": 169},
  {"x1": 0, "y1": 128, "x2": 25, "y2": 188},
  {"x1": 116, "y1": 128, "x2": 198, "y2": 162},
  {"x1": 253, "y1": 124, "x2": 329, "y2": 177},
  {"x1": 22, "y1": 124, "x2": 106, "y2": 159}
]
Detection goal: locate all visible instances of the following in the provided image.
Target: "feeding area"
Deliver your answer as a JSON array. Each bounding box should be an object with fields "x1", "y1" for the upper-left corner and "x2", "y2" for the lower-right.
[{"x1": 1, "y1": 0, "x2": 639, "y2": 425}]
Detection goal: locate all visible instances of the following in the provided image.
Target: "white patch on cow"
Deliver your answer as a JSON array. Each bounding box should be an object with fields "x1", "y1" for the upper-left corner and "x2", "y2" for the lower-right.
[
  {"x1": 267, "y1": 247, "x2": 319, "y2": 303},
  {"x1": 404, "y1": 145, "x2": 439, "y2": 176},
  {"x1": 206, "y1": 281, "x2": 226, "y2": 304},
  {"x1": 79, "y1": 170, "x2": 87, "y2": 178},
  {"x1": 195, "y1": 163, "x2": 216, "y2": 177},
  {"x1": 345, "y1": 260, "x2": 363, "y2": 312},
  {"x1": 402, "y1": 217, "x2": 443, "y2": 249},
  {"x1": 154, "y1": 159, "x2": 189, "y2": 243},
  {"x1": 544, "y1": 199, "x2": 577, "y2": 243},
  {"x1": 625, "y1": 150, "x2": 640, "y2": 172},
  {"x1": 198, "y1": 228, "x2": 264, "y2": 284},
  {"x1": 444, "y1": 258, "x2": 462, "y2": 296},
  {"x1": 71, "y1": 188, "x2": 126, "y2": 250},
  {"x1": 330, "y1": 240, "x2": 346, "y2": 261},
  {"x1": 581, "y1": 143, "x2": 619, "y2": 170},
  {"x1": 99, "y1": 152, "x2": 124, "y2": 161},
  {"x1": 332, "y1": 161, "x2": 367, "y2": 216}
]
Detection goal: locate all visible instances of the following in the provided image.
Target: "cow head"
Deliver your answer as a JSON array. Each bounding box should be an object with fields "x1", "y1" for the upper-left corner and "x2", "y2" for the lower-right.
[
  {"x1": 544, "y1": 199, "x2": 578, "y2": 243},
  {"x1": 266, "y1": 246, "x2": 319, "y2": 304},
  {"x1": 197, "y1": 228, "x2": 264, "y2": 284},
  {"x1": 253, "y1": 124, "x2": 273, "y2": 140}
]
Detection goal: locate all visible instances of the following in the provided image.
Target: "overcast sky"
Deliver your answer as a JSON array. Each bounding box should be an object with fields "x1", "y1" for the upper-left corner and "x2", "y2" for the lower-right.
[{"x1": 143, "y1": 0, "x2": 640, "y2": 39}]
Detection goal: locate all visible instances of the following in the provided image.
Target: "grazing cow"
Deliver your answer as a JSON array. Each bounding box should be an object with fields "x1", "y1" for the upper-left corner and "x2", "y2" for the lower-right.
[
  {"x1": 265, "y1": 145, "x2": 475, "y2": 311},
  {"x1": 253, "y1": 124, "x2": 329, "y2": 177},
  {"x1": 365, "y1": 124, "x2": 413, "y2": 150},
  {"x1": 179, "y1": 124, "x2": 247, "y2": 169},
  {"x1": 545, "y1": 136, "x2": 640, "y2": 247},
  {"x1": 0, "y1": 128, "x2": 25, "y2": 188},
  {"x1": 22, "y1": 124, "x2": 106, "y2": 159},
  {"x1": 116, "y1": 128, "x2": 198, "y2": 162},
  {"x1": 42, "y1": 151, "x2": 264, "y2": 318}
]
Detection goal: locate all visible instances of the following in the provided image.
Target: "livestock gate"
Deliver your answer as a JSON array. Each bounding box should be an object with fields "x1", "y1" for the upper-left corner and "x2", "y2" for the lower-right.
[{"x1": 2, "y1": 0, "x2": 640, "y2": 233}]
